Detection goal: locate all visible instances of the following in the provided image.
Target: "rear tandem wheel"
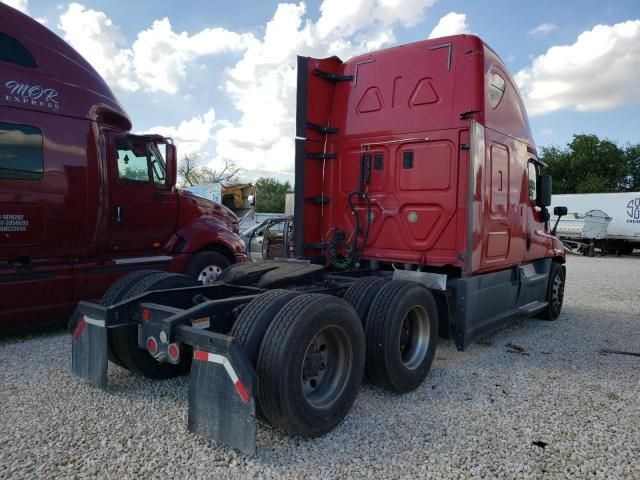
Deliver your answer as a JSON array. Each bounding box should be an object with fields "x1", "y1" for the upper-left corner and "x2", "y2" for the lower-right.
[
  {"x1": 342, "y1": 276, "x2": 387, "y2": 325},
  {"x1": 364, "y1": 280, "x2": 439, "y2": 393},
  {"x1": 68, "y1": 269, "x2": 161, "y2": 367},
  {"x1": 257, "y1": 293, "x2": 365, "y2": 437},
  {"x1": 109, "y1": 272, "x2": 199, "y2": 379},
  {"x1": 230, "y1": 289, "x2": 302, "y2": 367},
  {"x1": 100, "y1": 269, "x2": 163, "y2": 367}
]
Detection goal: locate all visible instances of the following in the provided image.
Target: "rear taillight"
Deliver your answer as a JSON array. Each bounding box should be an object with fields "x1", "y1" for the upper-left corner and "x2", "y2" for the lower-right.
[
  {"x1": 146, "y1": 336, "x2": 158, "y2": 355},
  {"x1": 167, "y1": 343, "x2": 180, "y2": 362}
]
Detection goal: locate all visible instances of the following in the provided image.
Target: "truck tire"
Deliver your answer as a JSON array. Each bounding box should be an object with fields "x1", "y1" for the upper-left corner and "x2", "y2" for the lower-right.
[
  {"x1": 619, "y1": 244, "x2": 634, "y2": 255},
  {"x1": 364, "y1": 280, "x2": 438, "y2": 393},
  {"x1": 230, "y1": 289, "x2": 301, "y2": 367},
  {"x1": 536, "y1": 262, "x2": 565, "y2": 321},
  {"x1": 342, "y1": 277, "x2": 387, "y2": 325},
  {"x1": 257, "y1": 294, "x2": 365, "y2": 437},
  {"x1": 111, "y1": 272, "x2": 199, "y2": 379},
  {"x1": 67, "y1": 270, "x2": 161, "y2": 367},
  {"x1": 101, "y1": 270, "x2": 162, "y2": 367},
  {"x1": 185, "y1": 251, "x2": 230, "y2": 285}
]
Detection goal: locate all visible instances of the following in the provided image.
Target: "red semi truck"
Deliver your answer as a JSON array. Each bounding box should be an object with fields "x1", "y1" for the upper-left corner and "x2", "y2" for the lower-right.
[
  {"x1": 53, "y1": 17, "x2": 567, "y2": 454},
  {"x1": 0, "y1": 5, "x2": 247, "y2": 330}
]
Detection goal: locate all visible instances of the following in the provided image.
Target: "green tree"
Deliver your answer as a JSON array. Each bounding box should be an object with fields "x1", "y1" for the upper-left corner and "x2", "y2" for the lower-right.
[
  {"x1": 255, "y1": 177, "x2": 291, "y2": 213},
  {"x1": 178, "y1": 154, "x2": 241, "y2": 187},
  {"x1": 540, "y1": 134, "x2": 630, "y2": 194},
  {"x1": 121, "y1": 165, "x2": 148, "y2": 181},
  {"x1": 539, "y1": 145, "x2": 572, "y2": 193},
  {"x1": 622, "y1": 144, "x2": 640, "y2": 191}
]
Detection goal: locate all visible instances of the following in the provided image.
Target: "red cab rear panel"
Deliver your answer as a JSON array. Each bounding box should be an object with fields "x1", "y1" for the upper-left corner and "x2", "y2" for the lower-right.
[{"x1": 295, "y1": 35, "x2": 557, "y2": 275}]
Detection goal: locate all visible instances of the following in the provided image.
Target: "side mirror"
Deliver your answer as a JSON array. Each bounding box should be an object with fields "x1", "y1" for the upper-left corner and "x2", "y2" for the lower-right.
[
  {"x1": 551, "y1": 206, "x2": 567, "y2": 236},
  {"x1": 554, "y1": 206, "x2": 568, "y2": 217},
  {"x1": 165, "y1": 143, "x2": 177, "y2": 188},
  {"x1": 537, "y1": 175, "x2": 552, "y2": 207}
]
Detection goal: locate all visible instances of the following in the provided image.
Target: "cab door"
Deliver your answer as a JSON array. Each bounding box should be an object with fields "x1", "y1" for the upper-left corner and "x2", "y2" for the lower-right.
[
  {"x1": 261, "y1": 218, "x2": 289, "y2": 260},
  {"x1": 106, "y1": 133, "x2": 178, "y2": 253},
  {"x1": 247, "y1": 221, "x2": 267, "y2": 262}
]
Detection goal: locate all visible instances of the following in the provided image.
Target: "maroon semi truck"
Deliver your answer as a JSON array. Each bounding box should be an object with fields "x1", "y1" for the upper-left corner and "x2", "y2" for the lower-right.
[
  {"x1": 36, "y1": 11, "x2": 567, "y2": 454},
  {"x1": 0, "y1": 5, "x2": 247, "y2": 330}
]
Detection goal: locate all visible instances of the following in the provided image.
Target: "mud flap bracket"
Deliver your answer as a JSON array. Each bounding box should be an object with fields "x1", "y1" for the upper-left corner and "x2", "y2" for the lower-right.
[{"x1": 71, "y1": 305, "x2": 108, "y2": 388}]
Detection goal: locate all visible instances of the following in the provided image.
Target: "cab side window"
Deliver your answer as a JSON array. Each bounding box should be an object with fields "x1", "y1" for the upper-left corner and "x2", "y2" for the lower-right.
[
  {"x1": 0, "y1": 122, "x2": 43, "y2": 181},
  {"x1": 0, "y1": 32, "x2": 37, "y2": 68},
  {"x1": 115, "y1": 138, "x2": 168, "y2": 185},
  {"x1": 527, "y1": 161, "x2": 538, "y2": 202},
  {"x1": 488, "y1": 72, "x2": 506, "y2": 109},
  {"x1": 116, "y1": 140, "x2": 150, "y2": 182},
  {"x1": 148, "y1": 144, "x2": 167, "y2": 186}
]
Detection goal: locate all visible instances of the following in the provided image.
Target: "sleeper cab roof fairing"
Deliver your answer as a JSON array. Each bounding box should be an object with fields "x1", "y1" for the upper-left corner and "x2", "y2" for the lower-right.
[{"x1": 0, "y1": 3, "x2": 132, "y2": 132}]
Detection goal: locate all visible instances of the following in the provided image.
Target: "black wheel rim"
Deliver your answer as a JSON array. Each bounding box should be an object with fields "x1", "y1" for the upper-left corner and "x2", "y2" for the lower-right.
[
  {"x1": 398, "y1": 305, "x2": 431, "y2": 370},
  {"x1": 301, "y1": 326, "x2": 352, "y2": 409},
  {"x1": 551, "y1": 272, "x2": 564, "y2": 310}
]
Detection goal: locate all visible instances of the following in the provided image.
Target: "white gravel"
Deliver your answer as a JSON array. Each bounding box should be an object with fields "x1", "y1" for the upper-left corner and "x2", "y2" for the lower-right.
[{"x1": 1, "y1": 255, "x2": 639, "y2": 479}]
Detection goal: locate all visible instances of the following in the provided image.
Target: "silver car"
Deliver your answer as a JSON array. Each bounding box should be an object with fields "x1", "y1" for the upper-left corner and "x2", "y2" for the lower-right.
[{"x1": 240, "y1": 216, "x2": 294, "y2": 262}]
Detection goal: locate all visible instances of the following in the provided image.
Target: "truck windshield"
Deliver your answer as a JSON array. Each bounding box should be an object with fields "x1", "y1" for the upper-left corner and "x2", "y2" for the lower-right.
[{"x1": 115, "y1": 136, "x2": 167, "y2": 185}]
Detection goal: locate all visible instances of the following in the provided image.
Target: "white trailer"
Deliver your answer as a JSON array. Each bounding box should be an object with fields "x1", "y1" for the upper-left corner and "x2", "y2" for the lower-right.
[
  {"x1": 551, "y1": 192, "x2": 640, "y2": 255},
  {"x1": 184, "y1": 183, "x2": 223, "y2": 203}
]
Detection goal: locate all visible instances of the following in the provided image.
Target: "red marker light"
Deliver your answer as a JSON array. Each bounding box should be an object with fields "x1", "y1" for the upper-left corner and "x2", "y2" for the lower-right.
[
  {"x1": 167, "y1": 343, "x2": 180, "y2": 361},
  {"x1": 146, "y1": 336, "x2": 158, "y2": 354},
  {"x1": 142, "y1": 309, "x2": 151, "y2": 321}
]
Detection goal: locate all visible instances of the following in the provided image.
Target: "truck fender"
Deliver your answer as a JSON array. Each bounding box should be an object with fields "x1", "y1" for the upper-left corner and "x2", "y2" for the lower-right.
[
  {"x1": 171, "y1": 217, "x2": 246, "y2": 259},
  {"x1": 548, "y1": 236, "x2": 567, "y2": 262}
]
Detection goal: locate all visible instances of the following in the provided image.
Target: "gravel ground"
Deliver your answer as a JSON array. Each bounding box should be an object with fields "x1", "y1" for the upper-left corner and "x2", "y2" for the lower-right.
[{"x1": 1, "y1": 255, "x2": 639, "y2": 479}]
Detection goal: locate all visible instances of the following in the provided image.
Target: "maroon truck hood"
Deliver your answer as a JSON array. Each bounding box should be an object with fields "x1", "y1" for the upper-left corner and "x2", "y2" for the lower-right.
[{"x1": 176, "y1": 189, "x2": 239, "y2": 232}]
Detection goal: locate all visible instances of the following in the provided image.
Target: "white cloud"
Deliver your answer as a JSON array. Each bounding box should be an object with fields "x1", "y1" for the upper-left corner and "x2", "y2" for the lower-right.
[
  {"x1": 316, "y1": 0, "x2": 436, "y2": 39},
  {"x1": 3, "y1": 0, "x2": 46, "y2": 22},
  {"x1": 145, "y1": 109, "x2": 217, "y2": 155},
  {"x1": 515, "y1": 20, "x2": 640, "y2": 116},
  {"x1": 130, "y1": 18, "x2": 254, "y2": 93},
  {"x1": 428, "y1": 12, "x2": 470, "y2": 39},
  {"x1": 216, "y1": 0, "x2": 442, "y2": 177},
  {"x1": 57, "y1": 3, "x2": 254, "y2": 93},
  {"x1": 3, "y1": 0, "x2": 28, "y2": 13},
  {"x1": 56, "y1": 0, "x2": 445, "y2": 178},
  {"x1": 58, "y1": 3, "x2": 139, "y2": 92},
  {"x1": 529, "y1": 23, "x2": 557, "y2": 35}
]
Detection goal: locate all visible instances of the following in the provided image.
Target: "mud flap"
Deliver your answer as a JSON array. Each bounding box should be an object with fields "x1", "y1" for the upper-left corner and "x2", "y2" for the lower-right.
[
  {"x1": 71, "y1": 314, "x2": 108, "y2": 388},
  {"x1": 188, "y1": 343, "x2": 257, "y2": 455}
]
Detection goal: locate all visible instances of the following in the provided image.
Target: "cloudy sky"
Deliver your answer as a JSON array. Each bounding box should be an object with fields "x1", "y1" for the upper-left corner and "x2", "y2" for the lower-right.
[{"x1": 5, "y1": 0, "x2": 640, "y2": 184}]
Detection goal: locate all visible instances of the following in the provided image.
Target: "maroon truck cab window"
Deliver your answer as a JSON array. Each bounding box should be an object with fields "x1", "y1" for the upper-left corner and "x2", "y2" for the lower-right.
[
  {"x1": 0, "y1": 32, "x2": 37, "y2": 68},
  {"x1": 0, "y1": 122, "x2": 44, "y2": 181}
]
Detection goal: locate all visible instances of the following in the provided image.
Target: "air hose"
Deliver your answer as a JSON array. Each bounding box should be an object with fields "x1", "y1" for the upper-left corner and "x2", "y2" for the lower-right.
[{"x1": 327, "y1": 190, "x2": 372, "y2": 270}]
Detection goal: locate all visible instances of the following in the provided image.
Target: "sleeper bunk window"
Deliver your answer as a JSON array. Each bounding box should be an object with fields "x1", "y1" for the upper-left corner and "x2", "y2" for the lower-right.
[
  {"x1": 0, "y1": 32, "x2": 37, "y2": 68},
  {"x1": 0, "y1": 122, "x2": 44, "y2": 181}
]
